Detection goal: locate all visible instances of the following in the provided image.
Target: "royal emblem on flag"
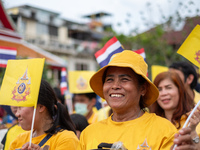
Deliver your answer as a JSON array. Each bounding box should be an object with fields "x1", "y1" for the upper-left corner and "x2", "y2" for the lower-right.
[
  {"x1": 195, "y1": 50, "x2": 200, "y2": 64},
  {"x1": 12, "y1": 68, "x2": 31, "y2": 102},
  {"x1": 76, "y1": 76, "x2": 87, "y2": 90}
]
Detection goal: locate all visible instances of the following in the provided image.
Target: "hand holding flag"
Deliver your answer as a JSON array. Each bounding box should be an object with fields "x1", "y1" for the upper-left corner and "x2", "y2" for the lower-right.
[{"x1": 173, "y1": 24, "x2": 200, "y2": 150}]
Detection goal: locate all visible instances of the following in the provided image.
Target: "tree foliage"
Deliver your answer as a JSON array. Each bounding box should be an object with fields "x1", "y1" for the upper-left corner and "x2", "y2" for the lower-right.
[{"x1": 100, "y1": 0, "x2": 198, "y2": 79}]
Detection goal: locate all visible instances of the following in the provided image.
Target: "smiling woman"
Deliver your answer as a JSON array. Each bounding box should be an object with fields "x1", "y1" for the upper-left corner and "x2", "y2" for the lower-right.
[
  {"x1": 9, "y1": 80, "x2": 79, "y2": 150},
  {"x1": 151, "y1": 71, "x2": 200, "y2": 149},
  {"x1": 77, "y1": 50, "x2": 198, "y2": 150}
]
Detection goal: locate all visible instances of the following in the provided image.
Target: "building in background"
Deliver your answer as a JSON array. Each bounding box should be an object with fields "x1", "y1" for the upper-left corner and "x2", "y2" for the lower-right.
[
  {"x1": 0, "y1": 1, "x2": 66, "y2": 86},
  {"x1": 6, "y1": 5, "x2": 112, "y2": 74}
]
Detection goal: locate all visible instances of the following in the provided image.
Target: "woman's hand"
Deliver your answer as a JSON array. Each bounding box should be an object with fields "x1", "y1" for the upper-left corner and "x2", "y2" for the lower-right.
[
  {"x1": 187, "y1": 106, "x2": 200, "y2": 132},
  {"x1": 171, "y1": 127, "x2": 198, "y2": 150},
  {"x1": 21, "y1": 142, "x2": 43, "y2": 150}
]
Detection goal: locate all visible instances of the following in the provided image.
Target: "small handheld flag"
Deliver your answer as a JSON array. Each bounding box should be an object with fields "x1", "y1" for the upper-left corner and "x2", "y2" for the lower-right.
[
  {"x1": 177, "y1": 24, "x2": 200, "y2": 68},
  {"x1": 133, "y1": 48, "x2": 148, "y2": 76},
  {"x1": 133, "y1": 48, "x2": 146, "y2": 62},
  {"x1": 60, "y1": 67, "x2": 68, "y2": 95},
  {"x1": 0, "y1": 58, "x2": 45, "y2": 108},
  {"x1": 68, "y1": 71, "x2": 95, "y2": 94},
  {"x1": 0, "y1": 46, "x2": 17, "y2": 68},
  {"x1": 95, "y1": 36, "x2": 124, "y2": 68},
  {"x1": 151, "y1": 65, "x2": 168, "y2": 82}
]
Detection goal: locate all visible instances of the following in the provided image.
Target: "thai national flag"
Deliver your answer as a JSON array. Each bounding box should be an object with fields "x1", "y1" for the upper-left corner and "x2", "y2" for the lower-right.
[
  {"x1": 133, "y1": 48, "x2": 146, "y2": 62},
  {"x1": 133, "y1": 48, "x2": 148, "y2": 76},
  {"x1": 95, "y1": 37, "x2": 124, "y2": 68},
  {"x1": 0, "y1": 46, "x2": 17, "y2": 68},
  {"x1": 60, "y1": 67, "x2": 68, "y2": 95}
]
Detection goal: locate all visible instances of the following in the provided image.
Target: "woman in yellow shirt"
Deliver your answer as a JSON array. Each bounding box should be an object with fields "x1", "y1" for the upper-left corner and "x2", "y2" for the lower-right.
[
  {"x1": 152, "y1": 71, "x2": 200, "y2": 147},
  {"x1": 9, "y1": 80, "x2": 79, "y2": 150}
]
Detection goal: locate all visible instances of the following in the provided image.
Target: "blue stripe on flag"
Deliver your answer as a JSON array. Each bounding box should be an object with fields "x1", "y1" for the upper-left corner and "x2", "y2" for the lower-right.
[
  {"x1": 99, "y1": 47, "x2": 123, "y2": 68},
  {"x1": 0, "y1": 54, "x2": 16, "y2": 59}
]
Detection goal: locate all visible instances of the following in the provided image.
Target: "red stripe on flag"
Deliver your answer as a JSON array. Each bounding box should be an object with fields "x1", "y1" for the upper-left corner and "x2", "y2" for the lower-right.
[
  {"x1": 134, "y1": 48, "x2": 144, "y2": 54},
  {"x1": 0, "y1": 64, "x2": 7, "y2": 68},
  {"x1": 0, "y1": 46, "x2": 17, "y2": 51},
  {"x1": 95, "y1": 37, "x2": 118, "y2": 58}
]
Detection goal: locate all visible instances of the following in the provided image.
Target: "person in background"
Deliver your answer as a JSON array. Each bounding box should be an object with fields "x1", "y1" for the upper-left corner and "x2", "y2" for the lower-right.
[
  {"x1": 78, "y1": 50, "x2": 197, "y2": 150},
  {"x1": 169, "y1": 61, "x2": 200, "y2": 103},
  {"x1": 1, "y1": 106, "x2": 25, "y2": 150},
  {"x1": 70, "y1": 113, "x2": 89, "y2": 139},
  {"x1": 72, "y1": 92, "x2": 98, "y2": 124},
  {"x1": 9, "y1": 80, "x2": 79, "y2": 150},
  {"x1": 151, "y1": 71, "x2": 200, "y2": 148},
  {"x1": 53, "y1": 87, "x2": 65, "y2": 105}
]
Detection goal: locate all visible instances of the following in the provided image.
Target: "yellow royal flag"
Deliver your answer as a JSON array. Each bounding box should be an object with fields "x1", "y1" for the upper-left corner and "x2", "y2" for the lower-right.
[
  {"x1": 69, "y1": 71, "x2": 95, "y2": 94},
  {"x1": 151, "y1": 65, "x2": 168, "y2": 82},
  {"x1": 177, "y1": 24, "x2": 200, "y2": 68},
  {"x1": 0, "y1": 58, "x2": 45, "y2": 108}
]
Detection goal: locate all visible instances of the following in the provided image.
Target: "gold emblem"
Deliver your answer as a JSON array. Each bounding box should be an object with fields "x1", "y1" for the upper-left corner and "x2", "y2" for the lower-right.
[
  {"x1": 12, "y1": 68, "x2": 31, "y2": 102},
  {"x1": 195, "y1": 50, "x2": 200, "y2": 64},
  {"x1": 137, "y1": 138, "x2": 151, "y2": 150},
  {"x1": 76, "y1": 76, "x2": 87, "y2": 90}
]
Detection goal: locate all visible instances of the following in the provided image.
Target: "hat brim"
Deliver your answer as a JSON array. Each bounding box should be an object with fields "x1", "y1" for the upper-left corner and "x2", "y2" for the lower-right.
[{"x1": 90, "y1": 62, "x2": 159, "y2": 107}]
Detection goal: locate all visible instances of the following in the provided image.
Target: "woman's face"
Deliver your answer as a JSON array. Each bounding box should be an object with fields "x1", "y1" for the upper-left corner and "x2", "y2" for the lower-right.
[
  {"x1": 103, "y1": 67, "x2": 146, "y2": 113},
  {"x1": 157, "y1": 78, "x2": 179, "y2": 111},
  {"x1": 15, "y1": 106, "x2": 34, "y2": 130}
]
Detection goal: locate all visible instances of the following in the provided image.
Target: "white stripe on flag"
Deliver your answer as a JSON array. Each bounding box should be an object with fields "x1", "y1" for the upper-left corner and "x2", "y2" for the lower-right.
[
  {"x1": 140, "y1": 53, "x2": 146, "y2": 58},
  {"x1": 96, "y1": 41, "x2": 121, "y2": 63},
  {"x1": 60, "y1": 82, "x2": 67, "y2": 88},
  {"x1": 0, "y1": 59, "x2": 8, "y2": 64},
  {"x1": 61, "y1": 71, "x2": 67, "y2": 76},
  {"x1": 0, "y1": 49, "x2": 17, "y2": 55}
]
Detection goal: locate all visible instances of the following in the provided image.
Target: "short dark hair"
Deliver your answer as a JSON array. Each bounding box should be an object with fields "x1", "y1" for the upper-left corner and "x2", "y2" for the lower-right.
[
  {"x1": 70, "y1": 114, "x2": 89, "y2": 132},
  {"x1": 73, "y1": 92, "x2": 96, "y2": 102},
  {"x1": 169, "y1": 61, "x2": 197, "y2": 89}
]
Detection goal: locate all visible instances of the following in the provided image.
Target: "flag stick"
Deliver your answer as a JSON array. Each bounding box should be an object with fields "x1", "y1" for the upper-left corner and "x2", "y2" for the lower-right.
[
  {"x1": 173, "y1": 100, "x2": 200, "y2": 150},
  {"x1": 29, "y1": 107, "x2": 36, "y2": 146}
]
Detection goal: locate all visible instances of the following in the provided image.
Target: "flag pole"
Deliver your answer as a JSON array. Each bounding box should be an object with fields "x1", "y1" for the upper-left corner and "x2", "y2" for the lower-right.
[
  {"x1": 173, "y1": 100, "x2": 200, "y2": 150},
  {"x1": 29, "y1": 107, "x2": 36, "y2": 146}
]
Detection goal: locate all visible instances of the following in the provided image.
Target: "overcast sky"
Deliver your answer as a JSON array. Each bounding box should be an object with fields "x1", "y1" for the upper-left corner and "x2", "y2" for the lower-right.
[{"x1": 3, "y1": 0, "x2": 200, "y2": 34}]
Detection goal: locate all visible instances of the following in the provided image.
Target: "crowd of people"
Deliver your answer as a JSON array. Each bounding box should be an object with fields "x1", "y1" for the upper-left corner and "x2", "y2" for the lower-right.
[{"x1": 0, "y1": 50, "x2": 200, "y2": 150}]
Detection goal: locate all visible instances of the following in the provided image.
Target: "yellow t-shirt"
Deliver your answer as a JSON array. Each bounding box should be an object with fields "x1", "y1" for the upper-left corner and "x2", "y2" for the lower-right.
[
  {"x1": 9, "y1": 129, "x2": 79, "y2": 150},
  {"x1": 78, "y1": 112, "x2": 177, "y2": 150},
  {"x1": 97, "y1": 106, "x2": 111, "y2": 121},
  {"x1": 88, "y1": 112, "x2": 98, "y2": 124},
  {"x1": 3, "y1": 124, "x2": 25, "y2": 150}
]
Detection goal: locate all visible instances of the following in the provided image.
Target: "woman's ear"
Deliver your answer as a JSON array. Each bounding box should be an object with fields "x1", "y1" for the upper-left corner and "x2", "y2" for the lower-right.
[
  {"x1": 186, "y1": 74, "x2": 194, "y2": 85},
  {"x1": 141, "y1": 82, "x2": 148, "y2": 96},
  {"x1": 37, "y1": 104, "x2": 46, "y2": 113}
]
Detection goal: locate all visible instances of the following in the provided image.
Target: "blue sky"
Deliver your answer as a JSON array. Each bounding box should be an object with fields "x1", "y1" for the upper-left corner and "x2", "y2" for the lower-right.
[{"x1": 3, "y1": 0, "x2": 200, "y2": 35}]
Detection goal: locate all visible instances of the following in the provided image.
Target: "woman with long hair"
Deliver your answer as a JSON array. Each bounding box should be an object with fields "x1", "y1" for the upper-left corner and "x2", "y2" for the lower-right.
[
  {"x1": 9, "y1": 80, "x2": 79, "y2": 150},
  {"x1": 151, "y1": 71, "x2": 200, "y2": 147}
]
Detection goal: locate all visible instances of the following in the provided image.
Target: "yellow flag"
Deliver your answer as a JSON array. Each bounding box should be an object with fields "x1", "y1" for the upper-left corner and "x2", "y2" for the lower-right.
[
  {"x1": 151, "y1": 65, "x2": 168, "y2": 82},
  {"x1": 0, "y1": 58, "x2": 45, "y2": 108},
  {"x1": 177, "y1": 24, "x2": 200, "y2": 68},
  {"x1": 69, "y1": 71, "x2": 95, "y2": 94}
]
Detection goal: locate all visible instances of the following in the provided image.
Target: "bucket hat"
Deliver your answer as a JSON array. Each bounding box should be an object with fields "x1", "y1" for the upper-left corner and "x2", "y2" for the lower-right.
[{"x1": 90, "y1": 50, "x2": 159, "y2": 106}]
